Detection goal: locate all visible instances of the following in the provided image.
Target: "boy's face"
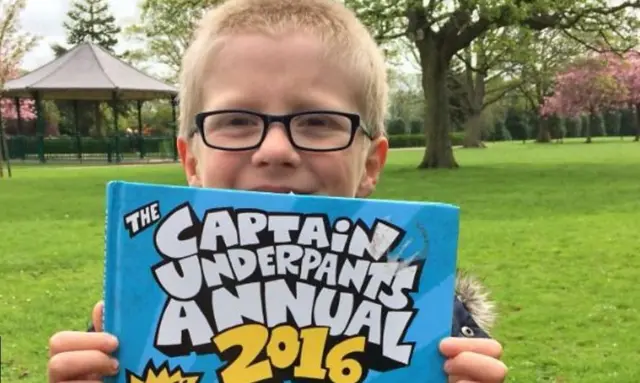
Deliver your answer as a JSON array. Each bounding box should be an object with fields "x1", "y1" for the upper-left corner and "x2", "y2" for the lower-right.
[{"x1": 177, "y1": 32, "x2": 388, "y2": 198}]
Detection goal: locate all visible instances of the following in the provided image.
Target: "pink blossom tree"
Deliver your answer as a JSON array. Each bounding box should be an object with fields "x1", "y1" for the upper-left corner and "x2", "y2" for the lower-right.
[
  {"x1": 540, "y1": 54, "x2": 629, "y2": 143},
  {"x1": 1, "y1": 63, "x2": 36, "y2": 122},
  {"x1": 1, "y1": 0, "x2": 37, "y2": 124},
  {"x1": 609, "y1": 50, "x2": 640, "y2": 141},
  {"x1": 1, "y1": 0, "x2": 38, "y2": 176}
]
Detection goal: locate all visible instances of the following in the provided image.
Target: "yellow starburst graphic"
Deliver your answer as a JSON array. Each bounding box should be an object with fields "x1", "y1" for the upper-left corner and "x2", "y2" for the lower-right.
[{"x1": 127, "y1": 360, "x2": 203, "y2": 383}]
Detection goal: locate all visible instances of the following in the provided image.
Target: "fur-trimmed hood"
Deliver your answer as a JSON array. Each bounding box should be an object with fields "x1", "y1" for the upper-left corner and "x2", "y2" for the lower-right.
[{"x1": 454, "y1": 271, "x2": 497, "y2": 336}]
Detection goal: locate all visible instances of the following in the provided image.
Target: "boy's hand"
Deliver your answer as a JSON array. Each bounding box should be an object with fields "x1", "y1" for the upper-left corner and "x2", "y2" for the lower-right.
[
  {"x1": 48, "y1": 301, "x2": 120, "y2": 382},
  {"x1": 440, "y1": 337, "x2": 507, "y2": 382}
]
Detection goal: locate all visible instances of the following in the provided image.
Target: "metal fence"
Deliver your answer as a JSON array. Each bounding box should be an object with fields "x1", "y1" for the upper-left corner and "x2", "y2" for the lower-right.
[
  {"x1": 1, "y1": 134, "x2": 178, "y2": 163},
  {"x1": 0, "y1": 132, "x2": 434, "y2": 165}
]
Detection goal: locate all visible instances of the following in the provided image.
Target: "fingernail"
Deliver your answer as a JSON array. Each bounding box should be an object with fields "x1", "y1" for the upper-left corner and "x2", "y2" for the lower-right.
[
  {"x1": 443, "y1": 360, "x2": 452, "y2": 373},
  {"x1": 111, "y1": 358, "x2": 120, "y2": 372},
  {"x1": 107, "y1": 334, "x2": 119, "y2": 347}
]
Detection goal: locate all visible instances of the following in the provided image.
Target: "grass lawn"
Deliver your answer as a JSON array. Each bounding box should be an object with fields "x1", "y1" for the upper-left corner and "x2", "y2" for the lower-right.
[{"x1": 1, "y1": 138, "x2": 639, "y2": 382}]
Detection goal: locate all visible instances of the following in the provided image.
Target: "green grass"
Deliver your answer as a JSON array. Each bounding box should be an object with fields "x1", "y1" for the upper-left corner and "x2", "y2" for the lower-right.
[{"x1": 1, "y1": 139, "x2": 639, "y2": 382}]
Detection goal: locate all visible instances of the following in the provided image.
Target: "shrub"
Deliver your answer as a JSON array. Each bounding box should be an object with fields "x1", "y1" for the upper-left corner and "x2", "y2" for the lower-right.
[
  {"x1": 565, "y1": 117, "x2": 582, "y2": 138},
  {"x1": 409, "y1": 119, "x2": 424, "y2": 134},
  {"x1": 504, "y1": 108, "x2": 531, "y2": 141},
  {"x1": 620, "y1": 108, "x2": 636, "y2": 136},
  {"x1": 387, "y1": 132, "x2": 464, "y2": 148},
  {"x1": 490, "y1": 120, "x2": 512, "y2": 141},
  {"x1": 450, "y1": 131, "x2": 465, "y2": 146},
  {"x1": 589, "y1": 113, "x2": 606, "y2": 137},
  {"x1": 604, "y1": 110, "x2": 621, "y2": 137},
  {"x1": 387, "y1": 134, "x2": 424, "y2": 148},
  {"x1": 386, "y1": 119, "x2": 406, "y2": 135},
  {"x1": 547, "y1": 115, "x2": 566, "y2": 139},
  {"x1": 6, "y1": 134, "x2": 175, "y2": 159}
]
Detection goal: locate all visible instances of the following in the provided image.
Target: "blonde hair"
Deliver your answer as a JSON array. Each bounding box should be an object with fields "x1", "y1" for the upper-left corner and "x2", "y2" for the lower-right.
[{"x1": 178, "y1": 0, "x2": 388, "y2": 142}]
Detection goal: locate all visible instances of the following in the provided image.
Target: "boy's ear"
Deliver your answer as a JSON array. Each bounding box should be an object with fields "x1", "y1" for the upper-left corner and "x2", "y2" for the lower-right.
[
  {"x1": 177, "y1": 136, "x2": 203, "y2": 187},
  {"x1": 356, "y1": 135, "x2": 388, "y2": 198}
]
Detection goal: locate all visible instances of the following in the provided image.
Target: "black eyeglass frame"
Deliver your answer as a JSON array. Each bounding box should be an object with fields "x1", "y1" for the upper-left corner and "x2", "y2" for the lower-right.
[{"x1": 193, "y1": 109, "x2": 373, "y2": 152}]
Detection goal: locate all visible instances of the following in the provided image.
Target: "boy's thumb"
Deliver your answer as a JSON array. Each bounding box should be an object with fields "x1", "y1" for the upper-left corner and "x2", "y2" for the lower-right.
[{"x1": 92, "y1": 300, "x2": 104, "y2": 332}]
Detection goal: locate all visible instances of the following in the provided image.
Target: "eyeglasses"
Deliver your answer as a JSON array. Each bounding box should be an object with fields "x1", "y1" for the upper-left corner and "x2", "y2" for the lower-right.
[{"x1": 193, "y1": 109, "x2": 373, "y2": 152}]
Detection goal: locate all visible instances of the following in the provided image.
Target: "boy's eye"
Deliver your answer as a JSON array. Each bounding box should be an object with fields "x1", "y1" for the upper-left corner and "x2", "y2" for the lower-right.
[
  {"x1": 207, "y1": 113, "x2": 262, "y2": 130},
  {"x1": 300, "y1": 117, "x2": 329, "y2": 126},
  {"x1": 228, "y1": 117, "x2": 254, "y2": 126},
  {"x1": 293, "y1": 114, "x2": 349, "y2": 131}
]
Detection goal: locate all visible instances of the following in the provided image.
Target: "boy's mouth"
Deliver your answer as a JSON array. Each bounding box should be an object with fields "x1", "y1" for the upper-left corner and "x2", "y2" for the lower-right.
[{"x1": 249, "y1": 186, "x2": 314, "y2": 195}]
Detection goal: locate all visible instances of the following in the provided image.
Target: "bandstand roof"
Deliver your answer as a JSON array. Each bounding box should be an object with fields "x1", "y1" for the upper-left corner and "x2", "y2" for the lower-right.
[{"x1": 2, "y1": 42, "x2": 177, "y2": 101}]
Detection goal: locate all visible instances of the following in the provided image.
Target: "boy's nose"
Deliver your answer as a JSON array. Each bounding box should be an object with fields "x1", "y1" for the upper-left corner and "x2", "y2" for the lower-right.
[{"x1": 251, "y1": 123, "x2": 301, "y2": 168}]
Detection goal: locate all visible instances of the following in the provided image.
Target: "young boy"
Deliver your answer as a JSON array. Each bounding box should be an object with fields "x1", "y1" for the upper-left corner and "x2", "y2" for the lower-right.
[{"x1": 47, "y1": 0, "x2": 507, "y2": 381}]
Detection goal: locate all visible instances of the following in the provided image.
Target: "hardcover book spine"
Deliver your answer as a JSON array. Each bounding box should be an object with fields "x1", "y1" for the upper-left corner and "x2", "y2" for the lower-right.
[{"x1": 103, "y1": 181, "x2": 122, "y2": 383}]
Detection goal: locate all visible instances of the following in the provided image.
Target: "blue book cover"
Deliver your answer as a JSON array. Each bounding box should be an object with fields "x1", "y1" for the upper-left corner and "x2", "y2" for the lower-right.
[{"x1": 103, "y1": 181, "x2": 460, "y2": 383}]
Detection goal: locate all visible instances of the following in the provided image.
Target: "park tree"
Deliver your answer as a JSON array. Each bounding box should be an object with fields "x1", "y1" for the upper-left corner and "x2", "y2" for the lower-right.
[
  {"x1": 50, "y1": 0, "x2": 122, "y2": 137},
  {"x1": 504, "y1": 106, "x2": 531, "y2": 143},
  {"x1": 451, "y1": 29, "x2": 525, "y2": 148},
  {"x1": 1, "y1": 65, "x2": 35, "y2": 120},
  {"x1": 124, "y1": 0, "x2": 224, "y2": 82},
  {"x1": 0, "y1": 0, "x2": 37, "y2": 177},
  {"x1": 52, "y1": 0, "x2": 121, "y2": 55},
  {"x1": 540, "y1": 54, "x2": 628, "y2": 143},
  {"x1": 387, "y1": 69, "x2": 424, "y2": 127},
  {"x1": 0, "y1": 0, "x2": 36, "y2": 88},
  {"x1": 609, "y1": 50, "x2": 640, "y2": 140},
  {"x1": 389, "y1": 41, "x2": 468, "y2": 132},
  {"x1": 344, "y1": 0, "x2": 640, "y2": 168},
  {"x1": 512, "y1": 30, "x2": 586, "y2": 142}
]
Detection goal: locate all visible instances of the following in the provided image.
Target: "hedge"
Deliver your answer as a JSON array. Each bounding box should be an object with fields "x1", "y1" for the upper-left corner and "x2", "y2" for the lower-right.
[
  {"x1": 5, "y1": 135, "x2": 175, "y2": 160},
  {"x1": 4, "y1": 132, "x2": 465, "y2": 160},
  {"x1": 388, "y1": 132, "x2": 464, "y2": 148}
]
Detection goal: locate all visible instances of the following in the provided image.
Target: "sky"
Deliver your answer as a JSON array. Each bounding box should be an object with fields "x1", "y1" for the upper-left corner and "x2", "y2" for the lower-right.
[
  {"x1": 15, "y1": 0, "x2": 418, "y2": 78},
  {"x1": 18, "y1": 0, "x2": 140, "y2": 71}
]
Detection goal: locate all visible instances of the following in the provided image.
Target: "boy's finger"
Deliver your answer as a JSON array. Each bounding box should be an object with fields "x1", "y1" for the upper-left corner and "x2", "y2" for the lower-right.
[
  {"x1": 449, "y1": 379, "x2": 478, "y2": 383},
  {"x1": 58, "y1": 381, "x2": 103, "y2": 383},
  {"x1": 92, "y1": 301, "x2": 104, "y2": 332},
  {"x1": 59, "y1": 380, "x2": 103, "y2": 383},
  {"x1": 49, "y1": 331, "x2": 118, "y2": 356},
  {"x1": 440, "y1": 337, "x2": 503, "y2": 359},
  {"x1": 444, "y1": 351, "x2": 507, "y2": 382},
  {"x1": 63, "y1": 371, "x2": 103, "y2": 382},
  {"x1": 48, "y1": 350, "x2": 119, "y2": 382},
  {"x1": 448, "y1": 377, "x2": 478, "y2": 383}
]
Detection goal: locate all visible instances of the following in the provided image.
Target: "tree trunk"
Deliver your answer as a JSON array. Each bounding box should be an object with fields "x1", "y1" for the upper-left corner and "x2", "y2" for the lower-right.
[
  {"x1": 462, "y1": 113, "x2": 487, "y2": 148},
  {"x1": 0, "y1": 115, "x2": 4, "y2": 178},
  {"x1": 0, "y1": 126, "x2": 10, "y2": 178},
  {"x1": 0, "y1": 141, "x2": 4, "y2": 178},
  {"x1": 462, "y1": 45, "x2": 486, "y2": 148},
  {"x1": 585, "y1": 115, "x2": 592, "y2": 144},
  {"x1": 417, "y1": 36, "x2": 458, "y2": 169},
  {"x1": 635, "y1": 103, "x2": 639, "y2": 142},
  {"x1": 536, "y1": 117, "x2": 551, "y2": 143}
]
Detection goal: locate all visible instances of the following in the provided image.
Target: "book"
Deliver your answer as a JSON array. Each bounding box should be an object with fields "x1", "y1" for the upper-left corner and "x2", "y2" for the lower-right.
[{"x1": 103, "y1": 180, "x2": 460, "y2": 383}]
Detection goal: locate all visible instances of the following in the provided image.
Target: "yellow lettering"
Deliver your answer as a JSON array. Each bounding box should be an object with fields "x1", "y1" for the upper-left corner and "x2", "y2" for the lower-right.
[
  {"x1": 212, "y1": 324, "x2": 366, "y2": 383},
  {"x1": 266, "y1": 325, "x2": 300, "y2": 369},
  {"x1": 326, "y1": 336, "x2": 367, "y2": 383},
  {"x1": 213, "y1": 324, "x2": 273, "y2": 383},
  {"x1": 294, "y1": 327, "x2": 329, "y2": 379}
]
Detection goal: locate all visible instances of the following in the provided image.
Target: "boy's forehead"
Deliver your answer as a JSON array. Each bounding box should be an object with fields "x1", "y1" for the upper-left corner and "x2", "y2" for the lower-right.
[
  {"x1": 204, "y1": 31, "x2": 341, "y2": 67},
  {"x1": 199, "y1": 33, "x2": 363, "y2": 112}
]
